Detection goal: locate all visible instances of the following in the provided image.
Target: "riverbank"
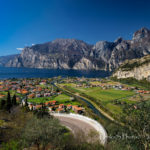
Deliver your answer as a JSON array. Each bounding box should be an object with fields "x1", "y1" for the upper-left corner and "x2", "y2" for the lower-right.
[
  {"x1": 55, "y1": 83, "x2": 127, "y2": 127},
  {"x1": 55, "y1": 83, "x2": 115, "y2": 122}
]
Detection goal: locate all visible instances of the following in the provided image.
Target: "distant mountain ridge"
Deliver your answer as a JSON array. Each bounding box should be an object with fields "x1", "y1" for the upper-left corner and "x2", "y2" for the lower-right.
[
  {"x1": 5, "y1": 27, "x2": 150, "y2": 71},
  {"x1": 0, "y1": 54, "x2": 19, "y2": 66}
]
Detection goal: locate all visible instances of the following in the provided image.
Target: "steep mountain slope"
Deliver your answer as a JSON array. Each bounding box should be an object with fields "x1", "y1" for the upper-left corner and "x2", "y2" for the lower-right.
[
  {"x1": 113, "y1": 54, "x2": 150, "y2": 81},
  {"x1": 6, "y1": 27, "x2": 150, "y2": 71},
  {"x1": 0, "y1": 54, "x2": 19, "y2": 66},
  {"x1": 6, "y1": 39, "x2": 96, "y2": 69}
]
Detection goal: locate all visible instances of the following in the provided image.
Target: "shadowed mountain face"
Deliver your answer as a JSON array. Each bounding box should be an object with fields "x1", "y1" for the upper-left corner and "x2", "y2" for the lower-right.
[{"x1": 5, "y1": 27, "x2": 150, "y2": 71}]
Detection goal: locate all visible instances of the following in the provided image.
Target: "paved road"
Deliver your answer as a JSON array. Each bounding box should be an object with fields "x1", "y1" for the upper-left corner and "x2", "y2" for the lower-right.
[
  {"x1": 53, "y1": 113, "x2": 107, "y2": 145},
  {"x1": 55, "y1": 115, "x2": 96, "y2": 135}
]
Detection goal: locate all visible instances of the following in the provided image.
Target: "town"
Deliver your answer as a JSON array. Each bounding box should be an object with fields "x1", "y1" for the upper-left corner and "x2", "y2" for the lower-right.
[
  {"x1": 0, "y1": 78, "x2": 85, "y2": 114},
  {"x1": 0, "y1": 77, "x2": 150, "y2": 117}
]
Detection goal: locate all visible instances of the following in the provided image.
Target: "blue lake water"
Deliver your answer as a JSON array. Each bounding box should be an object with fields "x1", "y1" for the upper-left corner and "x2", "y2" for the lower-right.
[{"x1": 0, "y1": 67, "x2": 111, "y2": 79}]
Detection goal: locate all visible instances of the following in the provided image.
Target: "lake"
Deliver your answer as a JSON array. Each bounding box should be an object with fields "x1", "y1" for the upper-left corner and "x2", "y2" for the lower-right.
[{"x1": 0, "y1": 67, "x2": 111, "y2": 79}]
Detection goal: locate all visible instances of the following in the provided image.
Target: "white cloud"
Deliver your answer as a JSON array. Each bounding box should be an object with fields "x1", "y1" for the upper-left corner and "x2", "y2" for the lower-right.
[
  {"x1": 32, "y1": 44, "x2": 35, "y2": 46},
  {"x1": 16, "y1": 48, "x2": 24, "y2": 51}
]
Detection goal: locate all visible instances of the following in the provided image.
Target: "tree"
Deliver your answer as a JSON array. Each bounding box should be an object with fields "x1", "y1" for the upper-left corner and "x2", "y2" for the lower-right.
[
  {"x1": 25, "y1": 96, "x2": 28, "y2": 107},
  {"x1": 6, "y1": 91, "x2": 12, "y2": 113},
  {"x1": 56, "y1": 87, "x2": 60, "y2": 92},
  {"x1": 1, "y1": 140, "x2": 21, "y2": 150},
  {"x1": 12, "y1": 94, "x2": 17, "y2": 106},
  {"x1": 0, "y1": 99, "x2": 6, "y2": 110},
  {"x1": 22, "y1": 96, "x2": 30, "y2": 112},
  {"x1": 123, "y1": 101, "x2": 150, "y2": 150},
  {"x1": 34, "y1": 103, "x2": 51, "y2": 119},
  {"x1": 21, "y1": 116, "x2": 65, "y2": 150},
  {"x1": 0, "y1": 107, "x2": 33, "y2": 148}
]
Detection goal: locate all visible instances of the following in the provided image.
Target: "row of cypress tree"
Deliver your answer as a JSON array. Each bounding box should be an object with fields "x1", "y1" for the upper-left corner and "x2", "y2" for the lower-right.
[{"x1": 0, "y1": 91, "x2": 17, "y2": 112}]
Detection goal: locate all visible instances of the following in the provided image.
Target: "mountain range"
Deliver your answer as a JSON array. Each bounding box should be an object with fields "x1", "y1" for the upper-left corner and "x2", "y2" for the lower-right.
[
  {"x1": 3, "y1": 27, "x2": 150, "y2": 71},
  {"x1": 0, "y1": 54, "x2": 19, "y2": 66}
]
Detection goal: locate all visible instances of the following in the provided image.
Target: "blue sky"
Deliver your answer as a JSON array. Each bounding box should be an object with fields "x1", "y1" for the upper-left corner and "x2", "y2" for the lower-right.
[{"x1": 0, "y1": 0, "x2": 150, "y2": 56}]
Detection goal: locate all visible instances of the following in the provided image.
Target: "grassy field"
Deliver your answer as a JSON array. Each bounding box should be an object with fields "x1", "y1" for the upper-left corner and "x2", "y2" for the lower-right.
[
  {"x1": 53, "y1": 94, "x2": 80, "y2": 105},
  {"x1": 59, "y1": 83, "x2": 136, "y2": 116},
  {"x1": 28, "y1": 94, "x2": 81, "y2": 106},
  {"x1": 80, "y1": 87, "x2": 135, "y2": 115},
  {"x1": 77, "y1": 87, "x2": 134, "y2": 101},
  {"x1": 60, "y1": 83, "x2": 135, "y2": 101},
  {"x1": 28, "y1": 97, "x2": 52, "y2": 104}
]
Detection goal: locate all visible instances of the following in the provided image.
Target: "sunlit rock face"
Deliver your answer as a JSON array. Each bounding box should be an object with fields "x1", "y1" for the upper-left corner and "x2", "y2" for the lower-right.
[
  {"x1": 6, "y1": 28, "x2": 150, "y2": 71},
  {"x1": 113, "y1": 55, "x2": 150, "y2": 81},
  {"x1": 132, "y1": 27, "x2": 150, "y2": 42}
]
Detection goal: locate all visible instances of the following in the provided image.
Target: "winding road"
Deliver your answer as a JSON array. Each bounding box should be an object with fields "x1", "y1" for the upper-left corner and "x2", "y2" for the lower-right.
[{"x1": 53, "y1": 113, "x2": 107, "y2": 145}]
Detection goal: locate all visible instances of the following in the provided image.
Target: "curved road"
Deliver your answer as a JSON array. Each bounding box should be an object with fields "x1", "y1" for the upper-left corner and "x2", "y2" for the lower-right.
[
  {"x1": 56, "y1": 116, "x2": 96, "y2": 134},
  {"x1": 53, "y1": 113, "x2": 107, "y2": 145}
]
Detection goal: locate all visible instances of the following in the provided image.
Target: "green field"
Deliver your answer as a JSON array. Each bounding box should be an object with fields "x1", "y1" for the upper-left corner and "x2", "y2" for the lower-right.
[
  {"x1": 61, "y1": 83, "x2": 135, "y2": 101},
  {"x1": 28, "y1": 97, "x2": 52, "y2": 104},
  {"x1": 77, "y1": 87, "x2": 134, "y2": 101},
  {"x1": 60, "y1": 83, "x2": 136, "y2": 116},
  {"x1": 28, "y1": 94, "x2": 81, "y2": 106},
  {"x1": 53, "y1": 94, "x2": 80, "y2": 105},
  {"x1": 78, "y1": 87, "x2": 135, "y2": 115}
]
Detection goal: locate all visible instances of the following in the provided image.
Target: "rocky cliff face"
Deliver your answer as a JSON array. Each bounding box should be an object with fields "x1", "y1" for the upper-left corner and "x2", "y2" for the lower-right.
[
  {"x1": 6, "y1": 27, "x2": 150, "y2": 71},
  {"x1": 113, "y1": 55, "x2": 150, "y2": 81},
  {"x1": 0, "y1": 54, "x2": 19, "y2": 66}
]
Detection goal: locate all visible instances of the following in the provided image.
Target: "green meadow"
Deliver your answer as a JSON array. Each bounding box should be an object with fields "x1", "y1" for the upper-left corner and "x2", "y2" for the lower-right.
[
  {"x1": 28, "y1": 94, "x2": 80, "y2": 106},
  {"x1": 53, "y1": 94, "x2": 80, "y2": 105},
  {"x1": 60, "y1": 83, "x2": 136, "y2": 116},
  {"x1": 28, "y1": 97, "x2": 51, "y2": 104}
]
